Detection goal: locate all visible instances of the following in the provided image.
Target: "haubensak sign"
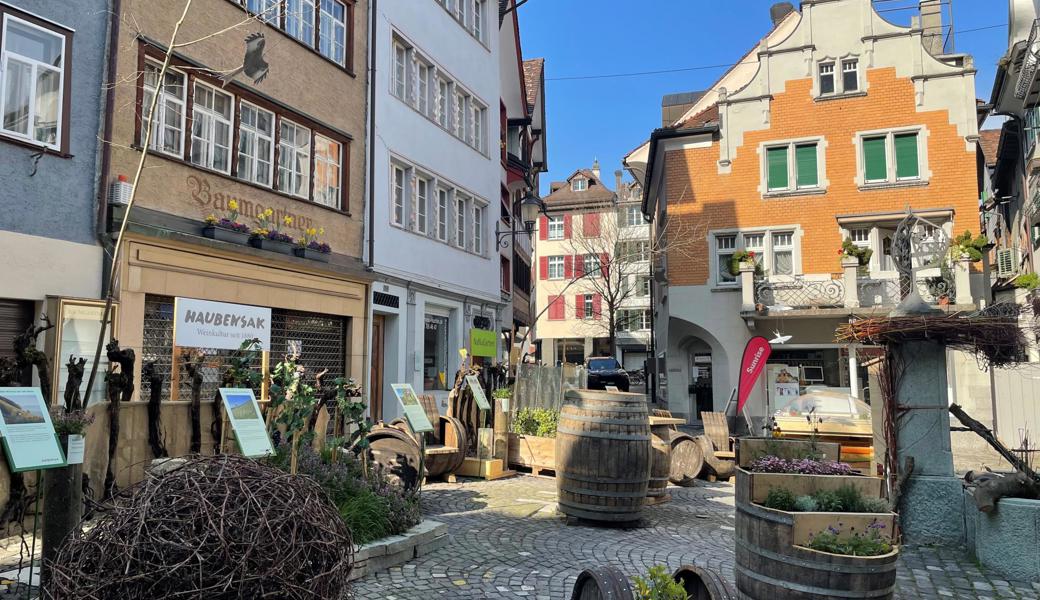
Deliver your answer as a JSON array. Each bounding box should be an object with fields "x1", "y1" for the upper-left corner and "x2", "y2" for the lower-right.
[
  {"x1": 470, "y1": 328, "x2": 497, "y2": 358},
  {"x1": 174, "y1": 298, "x2": 271, "y2": 351}
]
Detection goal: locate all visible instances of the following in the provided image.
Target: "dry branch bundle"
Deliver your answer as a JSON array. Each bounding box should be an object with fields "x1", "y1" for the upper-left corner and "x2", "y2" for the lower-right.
[{"x1": 45, "y1": 454, "x2": 354, "y2": 600}]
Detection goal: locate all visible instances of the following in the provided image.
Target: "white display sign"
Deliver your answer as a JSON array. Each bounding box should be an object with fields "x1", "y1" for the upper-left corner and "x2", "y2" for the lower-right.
[
  {"x1": 174, "y1": 298, "x2": 271, "y2": 351},
  {"x1": 65, "y1": 435, "x2": 85, "y2": 465}
]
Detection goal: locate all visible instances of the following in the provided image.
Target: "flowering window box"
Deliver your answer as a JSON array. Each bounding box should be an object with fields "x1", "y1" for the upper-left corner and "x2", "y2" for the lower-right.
[
  {"x1": 293, "y1": 245, "x2": 331, "y2": 263},
  {"x1": 249, "y1": 233, "x2": 295, "y2": 255},
  {"x1": 202, "y1": 222, "x2": 250, "y2": 245}
]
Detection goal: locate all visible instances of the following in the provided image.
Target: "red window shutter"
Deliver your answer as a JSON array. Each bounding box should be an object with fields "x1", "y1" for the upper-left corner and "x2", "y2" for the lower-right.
[
  {"x1": 563, "y1": 214, "x2": 573, "y2": 239},
  {"x1": 585, "y1": 212, "x2": 600, "y2": 237},
  {"x1": 539, "y1": 216, "x2": 548, "y2": 241},
  {"x1": 563, "y1": 255, "x2": 574, "y2": 279},
  {"x1": 600, "y1": 253, "x2": 610, "y2": 279},
  {"x1": 574, "y1": 254, "x2": 584, "y2": 278},
  {"x1": 575, "y1": 295, "x2": 585, "y2": 319},
  {"x1": 549, "y1": 295, "x2": 564, "y2": 320},
  {"x1": 593, "y1": 294, "x2": 602, "y2": 319},
  {"x1": 539, "y1": 256, "x2": 548, "y2": 280},
  {"x1": 547, "y1": 295, "x2": 556, "y2": 320}
]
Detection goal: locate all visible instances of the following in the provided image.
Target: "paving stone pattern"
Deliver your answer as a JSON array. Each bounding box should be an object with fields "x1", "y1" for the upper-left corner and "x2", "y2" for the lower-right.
[{"x1": 353, "y1": 475, "x2": 1040, "y2": 599}]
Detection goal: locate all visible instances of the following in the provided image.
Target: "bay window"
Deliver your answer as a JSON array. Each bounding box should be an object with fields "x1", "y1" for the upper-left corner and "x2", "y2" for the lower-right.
[
  {"x1": 313, "y1": 135, "x2": 342, "y2": 209},
  {"x1": 277, "y1": 119, "x2": 311, "y2": 198},
  {"x1": 190, "y1": 82, "x2": 233, "y2": 174},
  {"x1": 237, "y1": 102, "x2": 275, "y2": 186},
  {"x1": 1, "y1": 14, "x2": 66, "y2": 149}
]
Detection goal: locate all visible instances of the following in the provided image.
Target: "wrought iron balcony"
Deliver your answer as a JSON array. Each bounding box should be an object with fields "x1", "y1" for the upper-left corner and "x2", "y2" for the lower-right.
[{"x1": 753, "y1": 276, "x2": 846, "y2": 309}]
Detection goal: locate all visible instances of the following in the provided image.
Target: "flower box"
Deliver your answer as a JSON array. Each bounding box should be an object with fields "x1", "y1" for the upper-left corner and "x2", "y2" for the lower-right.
[
  {"x1": 293, "y1": 246, "x2": 331, "y2": 263},
  {"x1": 202, "y1": 225, "x2": 250, "y2": 245},
  {"x1": 249, "y1": 237, "x2": 294, "y2": 254},
  {"x1": 737, "y1": 437, "x2": 841, "y2": 467},
  {"x1": 507, "y1": 433, "x2": 555, "y2": 474}
]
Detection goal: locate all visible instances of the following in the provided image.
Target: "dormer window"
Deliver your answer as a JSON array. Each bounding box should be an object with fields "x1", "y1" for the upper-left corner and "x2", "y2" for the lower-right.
[
  {"x1": 819, "y1": 58, "x2": 860, "y2": 97},
  {"x1": 572, "y1": 178, "x2": 588, "y2": 192}
]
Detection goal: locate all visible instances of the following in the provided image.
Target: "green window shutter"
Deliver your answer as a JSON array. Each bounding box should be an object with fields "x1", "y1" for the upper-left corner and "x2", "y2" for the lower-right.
[
  {"x1": 795, "y1": 143, "x2": 818, "y2": 188},
  {"x1": 894, "y1": 133, "x2": 920, "y2": 179},
  {"x1": 863, "y1": 136, "x2": 888, "y2": 182},
  {"x1": 767, "y1": 146, "x2": 789, "y2": 190}
]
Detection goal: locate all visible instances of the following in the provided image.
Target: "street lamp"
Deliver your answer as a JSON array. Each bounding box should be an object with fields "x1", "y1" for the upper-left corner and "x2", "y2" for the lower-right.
[{"x1": 496, "y1": 190, "x2": 547, "y2": 248}]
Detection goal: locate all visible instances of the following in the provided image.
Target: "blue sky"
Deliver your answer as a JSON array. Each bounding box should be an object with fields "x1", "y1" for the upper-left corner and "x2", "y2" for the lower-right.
[{"x1": 517, "y1": 0, "x2": 1009, "y2": 195}]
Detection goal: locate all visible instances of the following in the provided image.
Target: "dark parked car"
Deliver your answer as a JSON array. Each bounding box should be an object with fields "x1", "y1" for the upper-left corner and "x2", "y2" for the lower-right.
[{"x1": 585, "y1": 357, "x2": 630, "y2": 392}]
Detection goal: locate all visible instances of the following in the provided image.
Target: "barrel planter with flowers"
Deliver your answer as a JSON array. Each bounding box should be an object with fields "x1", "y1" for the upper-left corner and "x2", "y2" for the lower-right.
[{"x1": 734, "y1": 440, "x2": 898, "y2": 600}]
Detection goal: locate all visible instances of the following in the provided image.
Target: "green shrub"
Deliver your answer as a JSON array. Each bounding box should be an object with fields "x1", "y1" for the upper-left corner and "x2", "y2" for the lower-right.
[
  {"x1": 764, "y1": 487, "x2": 796, "y2": 511},
  {"x1": 812, "y1": 489, "x2": 845, "y2": 512},
  {"x1": 511, "y1": 408, "x2": 537, "y2": 435},
  {"x1": 834, "y1": 485, "x2": 864, "y2": 512},
  {"x1": 511, "y1": 408, "x2": 559, "y2": 438},
  {"x1": 859, "y1": 497, "x2": 891, "y2": 513},
  {"x1": 793, "y1": 495, "x2": 819, "y2": 512},
  {"x1": 492, "y1": 387, "x2": 512, "y2": 399},
  {"x1": 632, "y1": 565, "x2": 686, "y2": 600},
  {"x1": 1015, "y1": 272, "x2": 1040, "y2": 291},
  {"x1": 807, "y1": 521, "x2": 893, "y2": 556},
  {"x1": 950, "y1": 230, "x2": 988, "y2": 263},
  {"x1": 337, "y1": 488, "x2": 392, "y2": 545}
]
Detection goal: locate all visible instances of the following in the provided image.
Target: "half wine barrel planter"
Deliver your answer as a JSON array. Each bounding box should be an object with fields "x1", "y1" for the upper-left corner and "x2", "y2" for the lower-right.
[
  {"x1": 390, "y1": 417, "x2": 468, "y2": 478},
  {"x1": 734, "y1": 467, "x2": 899, "y2": 600},
  {"x1": 556, "y1": 389, "x2": 651, "y2": 523},
  {"x1": 367, "y1": 424, "x2": 421, "y2": 491},
  {"x1": 648, "y1": 416, "x2": 683, "y2": 503},
  {"x1": 569, "y1": 566, "x2": 635, "y2": 599},
  {"x1": 672, "y1": 565, "x2": 735, "y2": 600}
]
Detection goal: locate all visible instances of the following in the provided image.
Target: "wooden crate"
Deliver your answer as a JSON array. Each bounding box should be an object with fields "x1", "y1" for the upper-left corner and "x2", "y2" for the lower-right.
[{"x1": 507, "y1": 433, "x2": 555, "y2": 474}]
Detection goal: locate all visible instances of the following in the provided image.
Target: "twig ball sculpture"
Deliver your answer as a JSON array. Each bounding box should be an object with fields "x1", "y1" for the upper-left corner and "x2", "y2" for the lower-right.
[{"x1": 46, "y1": 454, "x2": 354, "y2": 599}]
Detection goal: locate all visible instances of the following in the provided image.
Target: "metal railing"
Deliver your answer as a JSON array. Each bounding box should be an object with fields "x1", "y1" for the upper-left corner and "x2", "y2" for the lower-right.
[{"x1": 754, "y1": 276, "x2": 846, "y2": 308}]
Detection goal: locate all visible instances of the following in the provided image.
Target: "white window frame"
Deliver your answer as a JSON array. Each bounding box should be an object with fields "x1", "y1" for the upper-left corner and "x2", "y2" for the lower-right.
[
  {"x1": 547, "y1": 216, "x2": 564, "y2": 240},
  {"x1": 417, "y1": 62, "x2": 430, "y2": 115},
  {"x1": 318, "y1": 0, "x2": 348, "y2": 66},
  {"x1": 393, "y1": 41, "x2": 407, "y2": 99},
  {"x1": 854, "y1": 126, "x2": 928, "y2": 187},
  {"x1": 455, "y1": 194, "x2": 468, "y2": 249},
  {"x1": 771, "y1": 231, "x2": 794, "y2": 276},
  {"x1": 471, "y1": 0, "x2": 484, "y2": 41},
  {"x1": 712, "y1": 227, "x2": 802, "y2": 285},
  {"x1": 277, "y1": 118, "x2": 311, "y2": 199},
  {"x1": 819, "y1": 62, "x2": 835, "y2": 95},
  {"x1": 141, "y1": 61, "x2": 187, "y2": 158},
  {"x1": 0, "y1": 14, "x2": 66, "y2": 150},
  {"x1": 548, "y1": 256, "x2": 564, "y2": 280},
  {"x1": 313, "y1": 134, "x2": 342, "y2": 209},
  {"x1": 715, "y1": 234, "x2": 738, "y2": 286},
  {"x1": 473, "y1": 202, "x2": 485, "y2": 254},
  {"x1": 624, "y1": 205, "x2": 643, "y2": 227},
  {"x1": 436, "y1": 77, "x2": 449, "y2": 127},
  {"x1": 416, "y1": 176, "x2": 429, "y2": 234},
  {"x1": 842, "y1": 59, "x2": 859, "y2": 93},
  {"x1": 190, "y1": 81, "x2": 234, "y2": 174},
  {"x1": 436, "y1": 187, "x2": 449, "y2": 242},
  {"x1": 572, "y1": 178, "x2": 588, "y2": 192},
  {"x1": 454, "y1": 90, "x2": 467, "y2": 139},
  {"x1": 583, "y1": 254, "x2": 600, "y2": 277},
  {"x1": 582, "y1": 294, "x2": 594, "y2": 320},
  {"x1": 760, "y1": 137, "x2": 825, "y2": 195},
  {"x1": 237, "y1": 101, "x2": 275, "y2": 187},
  {"x1": 246, "y1": 0, "x2": 280, "y2": 24},
  {"x1": 391, "y1": 164, "x2": 407, "y2": 227},
  {"x1": 285, "y1": 0, "x2": 316, "y2": 44}
]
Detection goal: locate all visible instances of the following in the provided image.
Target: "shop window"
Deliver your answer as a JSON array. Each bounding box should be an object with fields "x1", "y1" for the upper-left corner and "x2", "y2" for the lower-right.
[{"x1": 424, "y1": 315, "x2": 450, "y2": 391}]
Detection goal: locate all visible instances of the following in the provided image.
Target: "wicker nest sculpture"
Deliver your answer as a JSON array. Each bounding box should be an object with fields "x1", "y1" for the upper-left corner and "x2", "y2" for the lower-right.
[{"x1": 45, "y1": 454, "x2": 354, "y2": 600}]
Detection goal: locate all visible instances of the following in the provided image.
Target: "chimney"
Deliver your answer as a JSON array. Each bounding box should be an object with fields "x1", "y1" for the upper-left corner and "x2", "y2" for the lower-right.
[
  {"x1": 919, "y1": 0, "x2": 944, "y2": 55},
  {"x1": 591, "y1": 159, "x2": 601, "y2": 180},
  {"x1": 615, "y1": 170, "x2": 623, "y2": 194},
  {"x1": 770, "y1": 2, "x2": 795, "y2": 26}
]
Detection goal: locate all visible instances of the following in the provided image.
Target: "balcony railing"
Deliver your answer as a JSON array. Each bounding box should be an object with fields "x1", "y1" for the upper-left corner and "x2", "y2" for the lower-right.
[{"x1": 754, "y1": 276, "x2": 846, "y2": 308}]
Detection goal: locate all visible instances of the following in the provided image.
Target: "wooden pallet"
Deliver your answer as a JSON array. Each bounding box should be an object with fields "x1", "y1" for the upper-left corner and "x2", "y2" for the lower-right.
[{"x1": 511, "y1": 464, "x2": 556, "y2": 478}]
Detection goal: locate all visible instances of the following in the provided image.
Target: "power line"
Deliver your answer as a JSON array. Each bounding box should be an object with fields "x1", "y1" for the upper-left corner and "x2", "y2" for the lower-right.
[{"x1": 545, "y1": 24, "x2": 1007, "y2": 82}]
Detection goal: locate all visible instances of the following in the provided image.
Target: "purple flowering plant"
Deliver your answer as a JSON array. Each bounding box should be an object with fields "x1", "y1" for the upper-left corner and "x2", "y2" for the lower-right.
[
  {"x1": 749, "y1": 455, "x2": 856, "y2": 475},
  {"x1": 806, "y1": 518, "x2": 893, "y2": 556}
]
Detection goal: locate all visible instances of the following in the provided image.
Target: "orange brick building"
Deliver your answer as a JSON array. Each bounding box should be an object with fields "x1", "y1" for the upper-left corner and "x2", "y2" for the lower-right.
[{"x1": 625, "y1": 0, "x2": 986, "y2": 424}]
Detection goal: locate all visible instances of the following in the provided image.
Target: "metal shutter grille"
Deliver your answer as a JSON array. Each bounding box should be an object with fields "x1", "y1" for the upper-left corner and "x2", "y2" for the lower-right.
[
  {"x1": 0, "y1": 299, "x2": 33, "y2": 385},
  {"x1": 140, "y1": 296, "x2": 345, "y2": 401}
]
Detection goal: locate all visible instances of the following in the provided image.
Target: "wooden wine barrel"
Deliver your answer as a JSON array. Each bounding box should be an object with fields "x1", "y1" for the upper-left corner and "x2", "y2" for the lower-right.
[
  {"x1": 734, "y1": 469, "x2": 898, "y2": 600},
  {"x1": 672, "y1": 565, "x2": 734, "y2": 600},
  {"x1": 668, "y1": 431, "x2": 704, "y2": 486},
  {"x1": 556, "y1": 389, "x2": 651, "y2": 523},
  {"x1": 647, "y1": 421, "x2": 672, "y2": 503},
  {"x1": 569, "y1": 566, "x2": 634, "y2": 600},
  {"x1": 389, "y1": 417, "x2": 468, "y2": 478},
  {"x1": 366, "y1": 424, "x2": 421, "y2": 491}
]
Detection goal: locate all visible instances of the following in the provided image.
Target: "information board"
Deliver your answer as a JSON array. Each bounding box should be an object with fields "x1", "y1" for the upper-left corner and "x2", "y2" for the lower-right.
[
  {"x1": 0, "y1": 388, "x2": 66, "y2": 472},
  {"x1": 464, "y1": 375, "x2": 491, "y2": 411},
  {"x1": 391, "y1": 384, "x2": 434, "y2": 433},
  {"x1": 218, "y1": 388, "x2": 274, "y2": 458}
]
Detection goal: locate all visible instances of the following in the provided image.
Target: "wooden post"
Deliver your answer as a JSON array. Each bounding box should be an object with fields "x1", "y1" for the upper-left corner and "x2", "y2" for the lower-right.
[{"x1": 493, "y1": 397, "x2": 508, "y2": 460}]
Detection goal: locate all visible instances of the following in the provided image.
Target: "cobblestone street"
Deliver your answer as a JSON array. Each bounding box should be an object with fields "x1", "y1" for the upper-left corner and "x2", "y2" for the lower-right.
[{"x1": 353, "y1": 476, "x2": 1040, "y2": 600}]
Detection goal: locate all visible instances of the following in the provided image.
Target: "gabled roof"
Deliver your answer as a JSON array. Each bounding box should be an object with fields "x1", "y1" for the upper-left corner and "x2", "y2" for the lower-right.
[
  {"x1": 979, "y1": 129, "x2": 1001, "y2": 167},
  {"x1": 543, "y1": 168, "x2": 616, "y2": 211},
  {"x1": 523, "y1": 58, "x2": 545, "y2": 115}
]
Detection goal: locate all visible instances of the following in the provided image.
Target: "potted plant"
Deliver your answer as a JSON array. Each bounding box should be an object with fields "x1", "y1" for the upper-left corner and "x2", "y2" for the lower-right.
[
  {"x1": 839, "y1": 238, "x2": 872, "y2": 273},
  {"x1": 202, "y1": 199, "x2": 251, "y2": 244},
  {"x1": 728, "y1": 250, "x2": 763, "y2": 277},
  {"x1": 1014, "y1": 272, "x2": 1039, "y2": 291},
  {"x1": 734, "y1": 439, "x2": 899, "y2": 600},
  {"x1": 507, "y1": 407, "x2": 558, "y2": 474},
  {"x1": 293, "y1": 227, "x2": 331, "y2": 262},
  {"x1": 950, "y1": 230, "x2": 988, "y2": 262},
  {"x1": 249, "y1": 209, "x2": 296, "y2": 254}
]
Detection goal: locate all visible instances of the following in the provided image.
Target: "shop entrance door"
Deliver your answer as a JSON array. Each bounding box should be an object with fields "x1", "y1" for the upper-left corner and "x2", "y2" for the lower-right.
[{"x1": 370, "y1": 315, "x2": 384, "y2": 422}]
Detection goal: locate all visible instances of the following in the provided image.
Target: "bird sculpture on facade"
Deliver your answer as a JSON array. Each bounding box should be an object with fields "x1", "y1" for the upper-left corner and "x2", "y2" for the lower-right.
[
  {"x1": 769, "y1": 330, "x2": 792, "y2": 345},
  {"x1": 222, "y1": 32, "x2": 269, "y2": 87}
]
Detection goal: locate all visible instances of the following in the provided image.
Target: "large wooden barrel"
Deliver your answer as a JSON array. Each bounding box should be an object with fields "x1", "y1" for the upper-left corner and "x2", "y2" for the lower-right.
[
  {"x1": 366, "y1": 424, "x2": 421, "y2": 491},
  {"x1": 389, "y1": 417, "x2": 468, "y2": 478},
  {"x1": 647, "y1": 421, "x2": 672, "y2": 503},
  {"x1": 672, "y1": 565, "x2": 734, "y2": 600},
  {"x1": 570, "y1": 566, "x2": 634, "y2": 600},
  {"x1": 556, "y1": 389, "x2": 651, "y2": 523},
  {"x1": 734, "y1": 469, "x2": 898, "y2": 600},
  {"x1": 668, "y1": 431, "x2": 704, "y2": 486}
]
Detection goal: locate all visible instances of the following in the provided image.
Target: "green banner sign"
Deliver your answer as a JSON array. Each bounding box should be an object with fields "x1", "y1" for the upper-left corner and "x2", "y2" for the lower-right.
[
  {"x1": 470, "y1": 328, "x2": 497, "y2": 358},
  {"x1": 0, "y1": 387, "x2": 66, "y2": 472}
]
